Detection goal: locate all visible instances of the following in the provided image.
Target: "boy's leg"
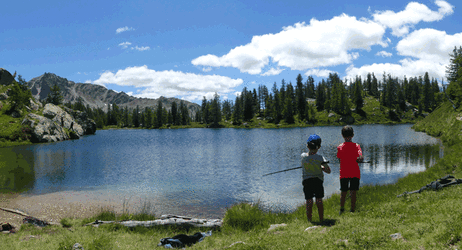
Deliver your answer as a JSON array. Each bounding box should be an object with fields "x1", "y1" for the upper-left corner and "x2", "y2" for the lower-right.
[
  {"x1": 306, "y1": 199, "x2": 313, "y2": 222},
  {"x1": 350, "y1": 191, "x2": 357, "y2": 212},
  {"x1": 350, "y1": 178, "x2": 360, "y2": 212},
  {"x1": 340, "y1": 191, "x2": 347, "y2": 208},
  {"x1": 339, "y1": 178, "x2": 348, "y2": 213},
  {"x1": 315, "y1": 198, "x2": 323, "y2": 222}
]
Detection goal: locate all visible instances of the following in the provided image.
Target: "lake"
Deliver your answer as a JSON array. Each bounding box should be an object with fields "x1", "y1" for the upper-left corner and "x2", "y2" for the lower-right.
[{"x1": 1, "y1": 124, "x2": 441, "y2": 218}]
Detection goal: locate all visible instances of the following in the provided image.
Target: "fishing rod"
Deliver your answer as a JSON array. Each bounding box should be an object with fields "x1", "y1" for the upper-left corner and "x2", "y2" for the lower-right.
[{"x1": 262, "y1": 160, "x2": 371, "y2": 177}]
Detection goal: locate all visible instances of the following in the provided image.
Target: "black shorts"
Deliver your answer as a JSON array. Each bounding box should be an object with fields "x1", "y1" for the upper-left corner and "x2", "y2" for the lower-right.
[
  {"x1": 302, "y1": 178, "x2": 324, "y2": 199},
  {"x1": 340, "y1": 178, "x2": 360, "y2": 191}
]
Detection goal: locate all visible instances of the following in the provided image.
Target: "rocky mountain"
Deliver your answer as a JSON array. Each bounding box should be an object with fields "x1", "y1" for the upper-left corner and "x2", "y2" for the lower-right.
[{"x1": 26, "y1": 73, "x2": 200, "y2": 115}]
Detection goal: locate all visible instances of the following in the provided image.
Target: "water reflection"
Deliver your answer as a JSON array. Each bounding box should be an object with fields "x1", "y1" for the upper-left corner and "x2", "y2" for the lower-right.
[{"x1": 0, "y1": 148, "x2": 35, "y2": 192}]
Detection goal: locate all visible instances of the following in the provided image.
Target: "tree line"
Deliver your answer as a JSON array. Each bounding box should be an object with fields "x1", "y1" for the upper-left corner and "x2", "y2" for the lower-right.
[{"x1": 60, "y1": 70, "x2": 445, "y2": 129}]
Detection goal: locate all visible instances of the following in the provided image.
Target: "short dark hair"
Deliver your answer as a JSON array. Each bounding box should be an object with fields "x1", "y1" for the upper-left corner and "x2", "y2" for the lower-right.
[{"x1": 341, "y1": 125, "x2": 354, "y2": 138}]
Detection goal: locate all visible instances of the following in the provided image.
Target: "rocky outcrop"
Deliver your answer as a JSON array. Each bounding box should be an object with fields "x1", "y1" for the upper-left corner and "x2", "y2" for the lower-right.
[
  {"x1": 22, "y1": 113, "x2": 69, "y2": 142},
  {"x1": 0, "y1": 68, "x2": 15, "y2": 86},
  {"x1": 63, "y1": 107, "x2": 96, "y2": 135},
  {"x1": 21, "y1": 103, "x2": 96, "y2": 143}
]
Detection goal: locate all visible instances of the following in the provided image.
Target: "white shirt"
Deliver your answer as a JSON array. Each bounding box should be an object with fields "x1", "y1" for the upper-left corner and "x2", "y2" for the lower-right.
[{"x1": 301, "y1": 153, "x2": 327, "y2": 181}]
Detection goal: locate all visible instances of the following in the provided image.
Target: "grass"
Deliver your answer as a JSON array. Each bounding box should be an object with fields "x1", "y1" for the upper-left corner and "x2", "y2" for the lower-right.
[{"x1": 2, "y1": 101, "x2": 461, "y2": 249}]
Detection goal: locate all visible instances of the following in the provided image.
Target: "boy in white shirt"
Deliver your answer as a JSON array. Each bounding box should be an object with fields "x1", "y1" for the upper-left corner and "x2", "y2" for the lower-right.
[{"x1": 301, "y1": 134, "x2": 331, "y2": 223}]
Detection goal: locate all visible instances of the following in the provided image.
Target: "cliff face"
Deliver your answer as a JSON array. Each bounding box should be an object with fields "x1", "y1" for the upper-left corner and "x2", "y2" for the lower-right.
[{"x1": 26, "y1": 73, "x2": 200, "y2": 115}]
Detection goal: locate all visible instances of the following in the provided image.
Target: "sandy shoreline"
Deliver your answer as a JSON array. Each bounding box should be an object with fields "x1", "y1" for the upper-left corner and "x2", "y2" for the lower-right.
[
  {"x1": 1, "y1": 190, "x2": 226, "y2": 230},
  {"x1": 0, "y1": 191, "x2": 134, "y2": 229}
]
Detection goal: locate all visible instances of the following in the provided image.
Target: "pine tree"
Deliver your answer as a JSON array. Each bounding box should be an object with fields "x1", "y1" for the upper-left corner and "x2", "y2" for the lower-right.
[
  {"x1": 305, "y1": 76, "x2": 315, "y2": 99},
  {"x1": 422, "y1": 72, "x2": 433, "y2": 111},
  {"x1": 232, "y1": 95, "x2": 242, "y2": 124},
  {"x1": 445, "y1": 46, "x2": 462, "y2": 106},
  {"x1": 133, "y1": 105, "x2": 140, "y2": 127},
  {"x1": 201, "y1": 96, "x2": 209, "y2": 124},
  {"x1": 46, "y1": 84, "x2": 63, "y2": 105},
  {"x1": 145, "y1": 107, "x2": 152, "y2": 128},
  {"x1": 353, "y1": 76, "x2": 364, "y2": 110},
  {"x1": 242, "y1": 87, "x2": 254, "y2": 121},
  {"x1": 222, "y1": 100, "x2": 233, "y2": 121},
  {"x1": 296, "y1": 74, "x2": 306, "y2": 121},
  {"x1": 283, "y1": 83, "x2": 295, "y2": 124},
  {"x1": 171, "y1": 101, "x2": 178, "y2": 125},
  {"x1": 210, "y1": 93, "x2": 221, "y2": 127},
  {"x1": 156, "y1": 100, "x2": 163, "y2": 128},
  {"x1": 316, "y1": 80, "x2": 326, "y2": 111}
]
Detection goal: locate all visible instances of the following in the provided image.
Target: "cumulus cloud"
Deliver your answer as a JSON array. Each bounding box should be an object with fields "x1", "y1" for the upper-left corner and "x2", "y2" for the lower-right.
[
  {"x1": 116, "y1": 26, "x2": 135, "y2": 34},
  {"x1": 346, "y1": 57, "x2": 447, "y2": 83},
  {"x1": 118, "y1": 42, "x2": 132, "y2": 49},
  {"x1": 372, "y1": 0, "x2": 454, "y2": 37},
  {"x1": 93, "y1": 65, "x2": 243, "y2": 102},
  {"x1": 262, "y1": 67, "x2": 284, "y2": 76},
  {"x1": 376, "y1": 51, "x2": 393, "y2": 57},
  {"x1": 305, "y1": 69, "x2": 335, "y2": 78},
  {"x1": 396, "y1": 28, "x2": 462, "y2": 64},
  {"x1": 192, "y1": 14, "x2": 387, "y2": 76}
]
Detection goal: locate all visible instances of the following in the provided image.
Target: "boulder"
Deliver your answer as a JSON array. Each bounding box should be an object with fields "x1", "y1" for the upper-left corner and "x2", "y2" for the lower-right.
[
  {"x1": 0, "y1": 68, "x2": 15, "y2": 86},
  {"x1": 43, "y1": 104, "x2": 84, "y2": 137},
  {"x1": 21, "y1": 103, "x2": 96, "y2": 143},
  {"x1": 22, "y1": 113, "x2": 70, "y2": 143}
]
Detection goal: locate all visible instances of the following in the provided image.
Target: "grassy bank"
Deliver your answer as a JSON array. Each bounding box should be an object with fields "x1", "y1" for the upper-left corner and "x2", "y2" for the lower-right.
[{"x1": 1, "y1": 101, "x2": 461, "y2": 249}]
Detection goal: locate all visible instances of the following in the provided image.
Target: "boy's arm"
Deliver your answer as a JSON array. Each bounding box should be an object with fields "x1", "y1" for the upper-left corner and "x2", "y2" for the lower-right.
[{"x1": 356, "y1": 144, "x2": 364, "y2": 163}]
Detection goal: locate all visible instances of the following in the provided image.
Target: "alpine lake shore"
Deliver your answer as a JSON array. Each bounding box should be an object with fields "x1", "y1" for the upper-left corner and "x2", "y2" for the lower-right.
[{"x1": 1, "y1": 97, "x2": 462, "y2": 249}]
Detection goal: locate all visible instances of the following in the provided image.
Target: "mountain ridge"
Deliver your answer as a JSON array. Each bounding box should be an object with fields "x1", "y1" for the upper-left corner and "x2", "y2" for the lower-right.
[{"x1": 26, "y1": 72, "x2": 200, "y2": 115}]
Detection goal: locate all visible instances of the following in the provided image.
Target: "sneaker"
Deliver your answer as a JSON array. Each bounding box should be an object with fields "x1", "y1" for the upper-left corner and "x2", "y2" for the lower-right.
[{"x1": 339, "y1": 208, "x2": 345, "y2": 215}]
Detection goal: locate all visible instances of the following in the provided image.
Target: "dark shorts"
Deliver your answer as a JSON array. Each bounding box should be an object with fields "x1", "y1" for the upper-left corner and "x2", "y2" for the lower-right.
[
  {"x1": 340, "y1": 178, "x2": 360, "y2": 191},
  {"x1": 303, "y1": 178, "x2": 324, "y2": 199}
]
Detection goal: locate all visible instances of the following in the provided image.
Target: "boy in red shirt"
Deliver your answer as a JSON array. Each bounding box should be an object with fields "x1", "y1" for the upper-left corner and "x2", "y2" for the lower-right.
[{"x1": 337, "y1": 125, "x2": 363, "y2": 214}]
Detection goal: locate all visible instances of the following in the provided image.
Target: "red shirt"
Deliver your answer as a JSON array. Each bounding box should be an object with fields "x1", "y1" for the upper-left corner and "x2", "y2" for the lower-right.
[{"x1": 337, "y1": 142, "x2": 362, "y2": 179}]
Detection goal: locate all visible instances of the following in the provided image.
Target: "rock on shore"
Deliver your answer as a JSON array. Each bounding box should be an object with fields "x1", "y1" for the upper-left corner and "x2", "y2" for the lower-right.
[{"x1": 21, "y1": 103, "x2": 96, "y2": 142}]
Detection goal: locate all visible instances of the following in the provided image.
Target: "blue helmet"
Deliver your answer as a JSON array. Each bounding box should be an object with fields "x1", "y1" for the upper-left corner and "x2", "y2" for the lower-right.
[{"x1": 307, "y1": 134, "x2": 322, "y2": 147}]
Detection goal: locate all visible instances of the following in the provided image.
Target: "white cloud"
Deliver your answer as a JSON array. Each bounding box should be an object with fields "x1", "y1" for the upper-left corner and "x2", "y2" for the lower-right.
[
  {"x1": 345, "y1": 25, "x2": 462, "y2": 82},
  {"x1": 376, "y1": 51, "x2": 393, "y2": 57},
  {"x1": 262, "y1": 67, "x2": 284, "y2": 76},
  {"x1": 93, "y1": 65, "x2": 243, "y2": 102},
  {"x1": 118, "y1": 42, "x2": 132, "y2": 49},
  {"x1": 85, "y1": 80, "x2": 92, "y2": 84},
  {"x1": 305, "y1": 69, "x2": 335, "y2": 78},
  {"x1": 116, "y1": 26, "x2": 135, "y2": 34},
  {"x1": 192, "y1": 14, "x2": 387, "y2": 75},
  {"x1": 372, "y1": 0, "x2": 454, "y2": 37},
  {"x1": 345, "y1": 58, "x2": 447, "y2": 83},
  {"x1": 396, "y1": 28, "x2": 462, "y2": 64},
  {"x1": 131, "y1": 46, "x2": 150, "y2": 51}
]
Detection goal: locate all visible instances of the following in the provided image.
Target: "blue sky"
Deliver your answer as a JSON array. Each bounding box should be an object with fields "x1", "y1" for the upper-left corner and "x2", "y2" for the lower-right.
[{"x1": 2, "y1": 0, "x2": 461, "y2": 104}]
